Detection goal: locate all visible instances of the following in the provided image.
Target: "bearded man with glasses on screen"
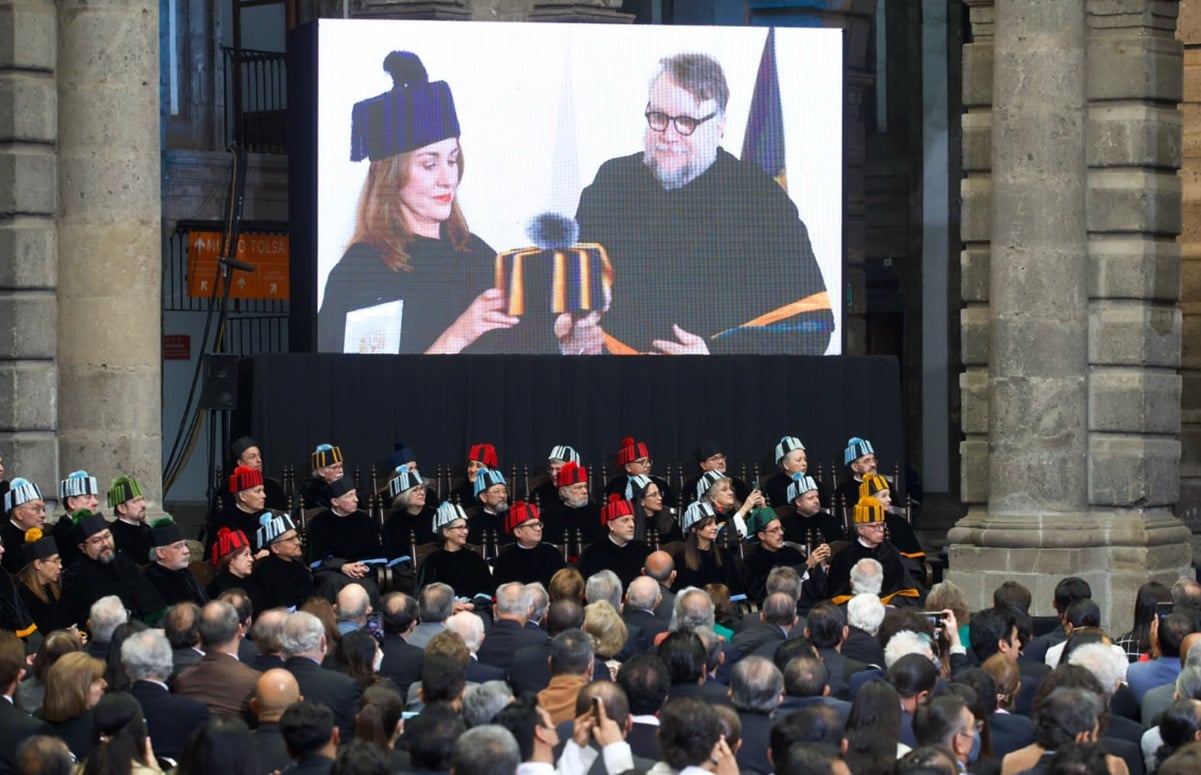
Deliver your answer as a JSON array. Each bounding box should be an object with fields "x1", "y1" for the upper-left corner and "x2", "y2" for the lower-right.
[{"x1": 568, "y1": 51, "x2": 834, "y2": 356}]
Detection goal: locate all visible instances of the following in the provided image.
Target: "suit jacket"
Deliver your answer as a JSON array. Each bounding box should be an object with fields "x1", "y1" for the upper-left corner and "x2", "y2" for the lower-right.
[
  {"x1": 817, "y1": 647, "x2": 867, "y2": 700},
  {"x1": 622, "y1": 609, "x2": 669, "y2": 644},
  {"x1": 734, "y1": 711, "x2": 774, "y2": 775},
  {"x1": 841, "y1": 626, "x2": 885, "y2": 667},
  {"x1": 284, "y1": 754, "x2": 334, "y2": 774},
  {"x1": 538, "y1": 674, "x2": 588, "y2": 725},
  {"x1": 652, "y1": 586, "x2": 675, "y2": 625},
  {"x1": 1141, "y1": 681, "x2": 1174, "y2": 726},
  {"x1": 379, "y1": 633, "x2": 424, "y2": 697},
  {"x1": 129, "y1": 680, "x2": 211, "y2": 759},
  {"x1": 253, "y1": 653, "x2": 286, "y2": 672},
  {"x1": 284, "y1": 656, "x2": 363, "y2": 741},
  {"x1": 775, "y1": 694, "x2": 852, "y2": 726},
  {"x1": 510, "y1": 642, "x2": 608, "y2": 697},
  {"x1": 251, "y1": 721, "x2": 292, "y2": 775},
  {"x1": 1127, "y1": 657, "x2": 1181, "y2": 703},
  {"x1": 467, "y1": 657, "x2": 506, "y2": 684},
  {"x1": 170, "y1": 646, "x2": 204, "y2": 681},
  {"x1": 666, "y1": 680, "x2": 732, "y2": 706},
  {"x1": 407, "y1": 622, "x2": 446, "y2": 650},
  {"x1": 988, "y1": 711, "x2": 1034, "y2": 760},
  {"x1": 476, "y1": 619, "x2": 546, "y2": 671},
  {"x1": 0, "y1": 696, "x2": 47, "y2": 775},
  {"x1": 174, "y1": 650, "x2": 261, "y2": 719},
  {"x1": 731, "y1": 621, "x2": 789, "y2": 660},
  {"x1": 626, "y1": 721, "x2": 660, "y2": 762}
]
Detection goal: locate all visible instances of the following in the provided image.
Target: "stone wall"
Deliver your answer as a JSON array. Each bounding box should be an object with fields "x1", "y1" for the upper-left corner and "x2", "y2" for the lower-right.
[
  {"x1": 1180, "y1": 0, "x2": 1201, "y2": 549},
  {"x1": 949, "y1": 0, "x2": 1190, "y2": 629}
]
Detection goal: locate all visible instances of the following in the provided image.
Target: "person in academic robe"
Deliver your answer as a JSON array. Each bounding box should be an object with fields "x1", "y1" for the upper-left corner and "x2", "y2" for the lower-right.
[
  {"x1": 626, "y1": 474, "x2": 681, "y2": 545},
  {"x1": 826, "y1": 497, "x2": 920, "y2": 606},
  {"x1": 467, "y1": 468, "x2": 511, "y2": 548},
  {"x1": 528, "y1": 445, "x2": 581, "y2": 511},
  {"x1": 781, "y1": 474, "x2": 846, "y2": 547},
  {"x1": 450, "y1": 444, "x2": 498, "y2": 508},
  {"x1": 142, "y1": 518, "x2": 208, "y2": 606},
  {"x1": 693, "y1": 469, "x2": 766, "y2": 541},
  {"x1": 682, "y1": 440, "x2": 751, "y2": 510},
  {"x1": 603, "y1": 437, "x2": 675, "y2": 509},
  {"x1": 250, "y1": 511, "x2": 314, "y2": 613},
  {"x1": 212, "y1": 465, "x2": 268, "y2": 557},
  {"x1": 299, "y1": 443, "x2": 344, "y2": 510},
  {"x1": 15, "y1": 528, "x2": 68, "y2": 634},
  {"x1": 538, "y1": 461, "x2": 603, "y2": 551},
  {"x1": 306, "y1": 477, "x2": 384, "y2": 602},
  {"x1": 491, "y1": 501, "x2": 566, "y2": 589},
  {"x1": 742, "y1": 507, "x2": 829, "y2": 605},
  {"x1": 3, "y1": 478, "x2": 50, "y2": 575},
  {"x1": 763, "y1": 436, "x2": 810, "y2": 510},
  {"x1": 415, "y1": 502, "x2": 492, "y2": 608},
  {"x1": 206, "y1": 526, "x2": 256, "y2": 599},
  {"x1": 60, "y1": 511, "x2": 166, "y2": 627},
  {"x1": 51, "y1": 472, "x2": 102, "y2": 570},
  {"x1": 382, "y1": 467, "x2": 437, "y2": 562},
  {"x1": 105, "y1": 476, "x2": 152, "y2": 565},
  {"x1": 672, "y1": 501, "x2": 744, "y2": 595},
  {"x1": 858, "y1": 472, "x2": 925, "y2": 579},
  {"x1": 834, "y1": 437, "x2": 877, "y2": 514},
  {"x1": 579, "y1": 496, "x2": 651, "y2": 589},
  {"x1": 229, "y1": 436, "x2": 288, "y2": 511}
]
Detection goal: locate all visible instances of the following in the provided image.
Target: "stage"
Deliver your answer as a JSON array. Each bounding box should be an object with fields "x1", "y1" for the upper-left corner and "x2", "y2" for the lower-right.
[{"x1": 235, "y1": 353, "x2": 904, "y2": 493}]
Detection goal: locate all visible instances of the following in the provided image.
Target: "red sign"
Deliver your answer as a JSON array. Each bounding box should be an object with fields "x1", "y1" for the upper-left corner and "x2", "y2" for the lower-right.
[
  {"x1": 187, "y1": 232, "x2": 290, "y2": 300},
  {"x1": 163, "y1": 334, "x2": 191, "y2": 360}
]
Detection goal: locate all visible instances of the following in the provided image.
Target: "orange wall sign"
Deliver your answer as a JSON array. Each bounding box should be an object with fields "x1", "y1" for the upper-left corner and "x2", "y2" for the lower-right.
[{"x1": 187, "y1": 232, "x2": 290, "y2": 300}]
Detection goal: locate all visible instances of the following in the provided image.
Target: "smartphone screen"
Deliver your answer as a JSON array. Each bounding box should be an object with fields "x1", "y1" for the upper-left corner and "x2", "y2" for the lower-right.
[{"x1": 365, "y1": 612, "x2": 385, "y2": 644}]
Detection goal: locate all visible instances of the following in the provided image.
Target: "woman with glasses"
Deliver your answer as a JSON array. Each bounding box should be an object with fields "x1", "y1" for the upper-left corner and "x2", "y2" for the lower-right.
[
  {"x1": 15, "y1": 528, "x2": 68, "y2": 635},
  {"x1": 416, "y1": 503, "x2": 493, "y2": 609},
  {"x1": 320, "y1": 51, "x2": 516, "y2": 355},
  {"x1": 626, "y1": 474, "x2": 679, "y2": 545},
  {"x1": 491, "y1": 501, "x2": 565, "y2": 589},
  {"x1": 695, "y1": 470, "x2": 765, "y2": 540}
]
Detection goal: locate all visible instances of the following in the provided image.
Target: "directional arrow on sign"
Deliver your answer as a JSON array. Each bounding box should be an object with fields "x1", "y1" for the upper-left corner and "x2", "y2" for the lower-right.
[
  {"x1": 200, "y1": 281, "x2": 209, "y2": 292},
  {"x1": 270, "y1": 283, "x2": 278, "y2": 295}
]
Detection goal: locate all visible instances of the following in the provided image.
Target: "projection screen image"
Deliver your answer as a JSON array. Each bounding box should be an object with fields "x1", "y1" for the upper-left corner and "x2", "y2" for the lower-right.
[{"x1": 314, "y1": 20, "x2": 843, "y2": 356}]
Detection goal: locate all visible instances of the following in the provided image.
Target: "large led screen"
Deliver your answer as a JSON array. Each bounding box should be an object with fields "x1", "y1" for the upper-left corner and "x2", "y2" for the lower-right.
[{"x1": 314, "y1": 20, "x2": 843, "y2": 355}]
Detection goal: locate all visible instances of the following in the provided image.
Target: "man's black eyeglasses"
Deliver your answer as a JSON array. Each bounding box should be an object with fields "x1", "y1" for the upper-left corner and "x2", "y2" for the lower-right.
[{"x1": 645, "y1": 108, "x2": 718, "y2": 136}]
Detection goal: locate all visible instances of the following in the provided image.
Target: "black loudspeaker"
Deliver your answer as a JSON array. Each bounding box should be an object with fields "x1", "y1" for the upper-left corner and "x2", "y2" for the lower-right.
[{"x1": 201, "y1": 354, "x2": 239, "y2": 410}]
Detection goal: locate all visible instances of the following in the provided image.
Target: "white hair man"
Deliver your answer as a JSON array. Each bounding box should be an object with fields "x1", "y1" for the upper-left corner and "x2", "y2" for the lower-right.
[
  {"x1": 843, "y1": 593, "x2": 887, "y2": 668},
  {"x1": 123, "y1": 629, "x2": 211, "y2": 759},
  {"x1": 446, "y1": 612, "x2": 506, "y2": 685},
  {"x1": 477, "y1": 582, "x2": 546, "y2": 671},
  {"x1": 280, "y1": 610, "x2": 362, "y2": 740}
]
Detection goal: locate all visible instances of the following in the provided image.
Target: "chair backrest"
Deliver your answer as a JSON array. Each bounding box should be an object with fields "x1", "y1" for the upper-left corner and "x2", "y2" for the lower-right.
[{"x1": 413, "y1": 542, "x2": 441, "y2": 573}]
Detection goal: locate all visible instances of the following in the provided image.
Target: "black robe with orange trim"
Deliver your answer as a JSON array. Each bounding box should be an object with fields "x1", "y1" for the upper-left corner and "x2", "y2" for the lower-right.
[
  {"x1": 576, "y1": 148, "x2": 834, "y2": 355},
  {"x1": 825, "y1": 537, "x2": 920, "y2": 606}
]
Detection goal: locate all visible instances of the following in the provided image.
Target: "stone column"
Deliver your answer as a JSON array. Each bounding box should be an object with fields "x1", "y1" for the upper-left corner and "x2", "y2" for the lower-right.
[
  {"x1": 56, "y1": 0, "x2": 164, "y2": 512},
  {"x1": 949, "y1": 0, "x2": 1191, "y2": 628},
  {"x1": 1179, "y1": 0, "x2": 1201, "y2": 546},
  {"x1": 0, "y1": 0, "x2": 59, "y2": 495}
]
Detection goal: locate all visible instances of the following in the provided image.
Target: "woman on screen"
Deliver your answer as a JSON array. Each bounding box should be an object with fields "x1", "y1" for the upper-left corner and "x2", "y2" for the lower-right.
[{"x1": 319, "y1": 51, "x2": 517, "y2": 354}]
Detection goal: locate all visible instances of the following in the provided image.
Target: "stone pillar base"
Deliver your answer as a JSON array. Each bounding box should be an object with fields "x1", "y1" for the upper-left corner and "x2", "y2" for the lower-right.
[
  {"x1": 349, "y1": 0, "x2": 471, "y2": 19},
  {"x1": 526, "y1": 4, "x2": 632, "y2": 21},
  {"x1": 946, "y1": 508, "x2": 1191, "y2": 628}
]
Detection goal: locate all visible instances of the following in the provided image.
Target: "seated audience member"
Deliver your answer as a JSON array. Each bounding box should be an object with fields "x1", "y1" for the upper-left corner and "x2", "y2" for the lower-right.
[
  {"x1": 580, "y1": 497, "x2": 651, "y2": 589},
  {"x1": 835, "y1": 437, "x2": 876, "y2": 511},
  {"x1": 888, "y1": 651, "x2": 942, "y2": 748},
  {"x1": 527, "y1": 445, "x2": 581, "y2": 514},
  {"x1": 1127, "y1": 610, "x2": 1192, "y2": 703},
  {"x1": 249, "y1": 667, "x2": 301, "y2": 775},
  {"x1": 415, "y1": 503, "x2": 493, "y2": 606},
  {"x1": 0, "y1": 631, "x2": 48, "y2": 773},
  {"x1": 250, "y1": 511, "x2": 315, "y2": 613},
  {"x1": 1000, "y1": 685, "x2": 1128, "y2": 775},
  {"x1": 672, "y1": 502, "x2": 740, "y2": 593},
  {"x1": 912, "y1": 694, "x2": 987, "y2": 774},
  {"x1": 162, "y1": 602, "x2": 202, "y2": 679},
  {"x1": 616, "y1": 653, "x2": 670, "y2": 761},
  {"x1": 16, "y1": 630, "x2": 83, "y2": 715},
  {"x1": 1024, "y1": 577, "x2": 1092, "y2": 663},
  {"x1": 143, "y1": 517, "x2": 207, "y2": 606},
  {"x1": 641, "y1": 551, "x2": 676, "y2": 623},
  {"x1": 491, "y1": 501, "x2": 566, "y2": 589},
  {"x1": 772, "y1": 743, "x2": 850, "y2": 775},
  {"x1": 173, "y1": 600, "x2": 261, "y2": 719},
  {"x1": 53, "y1": 474, "x2": 107, "y2": 570},
  {"x1": 803, "y1": 602, "x2": 866, "y2": 700},
  {"x1": 218, "y1": 465, "x2": 270, "y2": 548},
  {"x1": 61, "y1": 511, "x2": 165, "y2": 627},
  {"x1": 510, "y1": 598, "x2": 594, "y2": 697},
  {"x1": 250, "y1": 607, "x2": 289, "y2": 671},
  {"x1": 1068, "y1": 642, "x2": 1142, "y2": 745},
  {"x1": 122, "y1": 629, "x2": 210, "y2": 759},
  {"x1": 175, "y1": 718, "x2": 257, "y2": 775},
  {"x1": 281, "y1": 610, "x2": 362, "y2": 740},
  {"x1": 1114, "y1": 581, "x2": 1172, "y2": 664},
  {"x1": 444, "y1": 612, "x2": 505, "y2": 684},
  {"x1": 552, "y1": 681, "x2": 650, "y2": 773},
  {"x1": 623, "y1": 576, "x2": 669, "y2": 644},
  {"x1": 85, "y1": 595, "x2": 127, "y2": 662},
  {"x1": 408, "y1": 582, "x2": 454, "y2": 650},
  {"x1": 76, "y1": 692, "x2": 156, "y2": 775},
  {"x1": 300, "y1": 443, "x2": 344, "y2": 510},
  {"x1": 585, "y1": 600, "x2": 630, "y2": 676},
  {"x1": 449, "y1": 444, "x2": 497, "y2": 513},
  {"x1": 781, "y1": 472, "x2": 845, "y2": 547},
  {"x1": 450, "y1": 725, "x2": 521, "y2": 775},
  {"x1": 14, "y1": 735, "x2": 73, "y2": 775},
  {"x1": 307, "y1": 477, "x2": 385, "y2": 602},
  {"x1": 377, "y1": 592, "x2": 424, "y2": 695},
  {"x1": 403, "y1": 703, "x2": 465, "y2": 773},
  {"x1": 825, "y1": 497, "x2": 920, "y2": 606},
  {"x1": 982, "y1": 653, "x2": 1035, "y2": 759},
  {"x1": 763, "y1": 435, "x2": 809, "y2": 512},
  {"x1": 538, "y1": 628, "x2": 595, "y2": 725},
  {"x1": 468, "y1": 468, "x2": 511, "y2": 547},
  {"x1": 654, "y1": 697, "x2": 732, "y2": 774},
  {"x1": 857, "y1": 472, "x2": 926, "y2": 572},
  {"x1": 658, "y1": 629, "x2": 728, "y2": 707},
  {"x1": 354, "y1": 684, "x2": 406, "y2": 771},
  {"x1": 731, "y1": 592, "x2": 799, "y2": 661},
  {"x1": 280, "y1": 701, "x2": 339, "y2": 774},
  {"x1": 383, "y1": 466, "x2": 437, "y2": 566},
  {"x1": 3, "y1": 478, "x2": 51, "y2": 575},
  {"x1": 331, "y1": 739, "x2": 389, "y2": 775},
  {"x1": 461, "y1": 681, "x2": 513, "y2": 728},
  {"x1": 683, "y1": 441, "x2": 750, "y2": 512},
  {"x1": 477, "y1": 581, "x2": 546, "y2": 671},
  {"x1": 844, "y1": 592, "x2": 887, "y2": 667},
  {"x1": 770, "y1": 705, "x2": 846, "y2": 772},
  {"x1": 728, "y1": 656, "x2": 783, "y2": 774},
  {"x1": 42, "y1": 651, "x2": 106, "y2": 759},
  {"x1": 1151, "y1": 698, "x2": 1201, "y2": 773},
  {"x1": 842, "y1": 680, "x2": 905, "y2": 773},
  {"x1": 742, "y1": 508, "x2": 815, "y2": 606},
  {"x1": 895, "y1": 745, "x2": 961, "y2": 775},
  {"x1": 334, "y1": 583, "x2": 371, "y2": 635},
  {"x1": 777, "y1": 652, "x2": 851, "y2": 723}
]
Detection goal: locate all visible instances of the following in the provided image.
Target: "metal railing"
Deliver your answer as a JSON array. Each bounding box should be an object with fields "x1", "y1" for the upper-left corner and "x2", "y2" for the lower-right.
[{"x1": 222, "y1": 47, "x2": 287, "y2": 153}]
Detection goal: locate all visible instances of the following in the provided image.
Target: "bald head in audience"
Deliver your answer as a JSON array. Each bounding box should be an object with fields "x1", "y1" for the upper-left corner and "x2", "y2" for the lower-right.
[{"x1": 251, "y1": 668, "x2": 302, "y2": 723}]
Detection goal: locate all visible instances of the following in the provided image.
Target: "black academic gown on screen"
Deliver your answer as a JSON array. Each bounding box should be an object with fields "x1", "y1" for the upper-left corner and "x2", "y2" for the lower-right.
[
  {"x1": 383, "y1": 508, "x2": 438, "y2": 560},
  {"x1": 61, "y1": 553, "x2": 166, "y2": 626},
  {"x1": 143, "y1": 562, "x2": 208, "y2": 607},
  {"x1": 251, "y1": 553, "x2": 315, "y2": 612},
  {"x1": 539, "y1": 500, "x2": 604, "y2": 550},
  {"x1": 415, "y1": 548, "x2": 493, "y2": 600},
  {"x1": 743, "y1": 544, "x2": 807, "y2": 604},
  {"x1": 491, "y1": 542, "x2": 566, "y2": 589},
  {"x1": 576, "y1": 149, "x2": 834, "y2": 355},
  {"x1": 317, "y1": 234, "x2": 495, "y2": 354},
  {"x1": 18, "y1": 583, "x2": 67, "y2": 634},
  {"x1": 781, "y1": 511, "x2": 846, "y2": 547},
  {"x1": 110, "y1": 519, "x2": 154, "y2": 565},
  {"x1": 579, "y1": 537, "x2": 651, "y2": 589}
]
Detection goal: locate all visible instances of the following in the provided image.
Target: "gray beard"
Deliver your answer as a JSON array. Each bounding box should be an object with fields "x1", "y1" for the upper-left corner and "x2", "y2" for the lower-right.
[
  {"x1": 643, "y1": 147, "x2": 716, "y2": 190},
  {"x1": 563, "y1": 494, "x2": 589, "y2": 509}
]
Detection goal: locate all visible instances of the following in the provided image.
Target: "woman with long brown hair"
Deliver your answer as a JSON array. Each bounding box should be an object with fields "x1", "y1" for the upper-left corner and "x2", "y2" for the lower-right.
[
  {"x1": 319, "y1": 51, "x2": 516, "y2": 354},
  {"x1": 14, "y1": 528, "x2": 67, "y2": 634}
]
